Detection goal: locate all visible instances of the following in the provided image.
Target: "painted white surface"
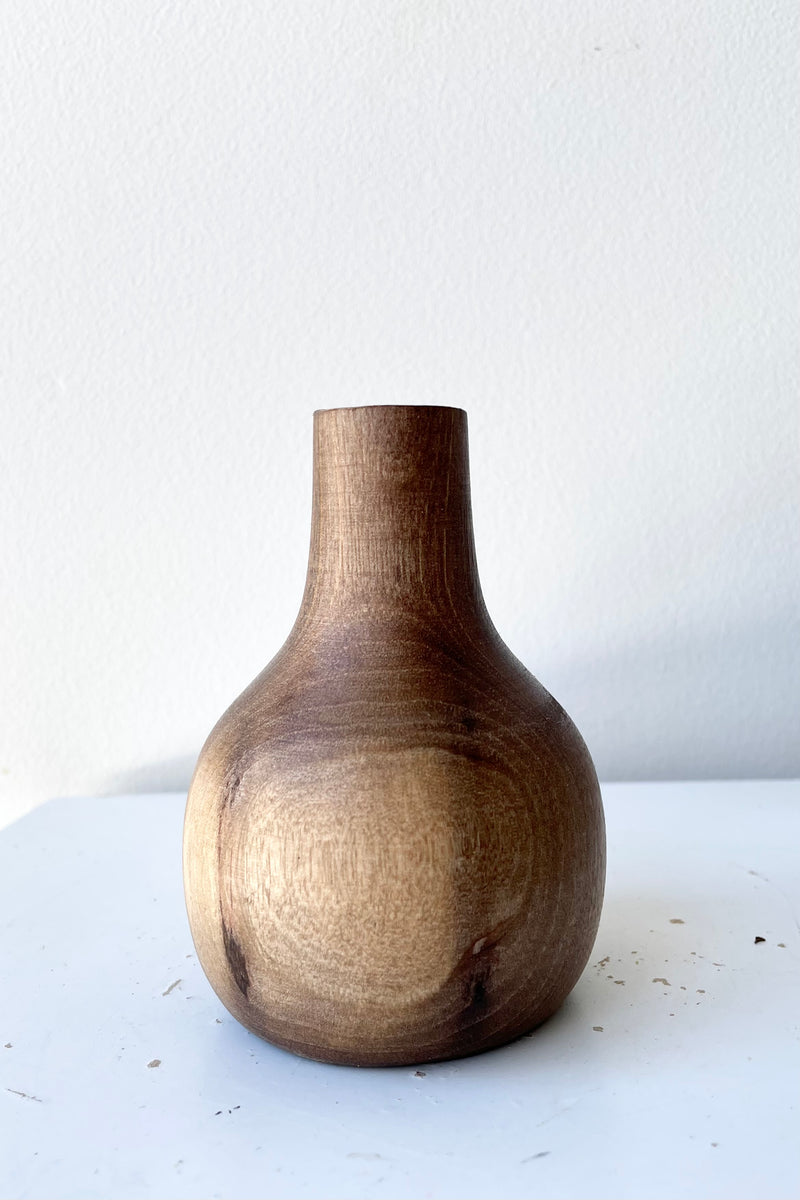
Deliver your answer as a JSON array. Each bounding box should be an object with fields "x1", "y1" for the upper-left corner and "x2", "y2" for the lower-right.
[
  {"x1": 1, "y1": 3, "x2": 798, "y2": 825},
  {"x1": 1, "y1": 781, "x2": 799, "y2": 1200}
]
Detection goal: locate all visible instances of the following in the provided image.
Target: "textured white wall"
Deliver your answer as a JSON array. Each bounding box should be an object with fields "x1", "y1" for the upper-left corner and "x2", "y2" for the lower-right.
[{"x1": 1, "y1": 2, "x2": 798, "y2": 827}]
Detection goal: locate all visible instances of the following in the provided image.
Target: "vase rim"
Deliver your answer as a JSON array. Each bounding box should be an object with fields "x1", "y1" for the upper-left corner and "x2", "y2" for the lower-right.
[{"x1": 313, "y1": 404, "x2": 467, "y2": 417}]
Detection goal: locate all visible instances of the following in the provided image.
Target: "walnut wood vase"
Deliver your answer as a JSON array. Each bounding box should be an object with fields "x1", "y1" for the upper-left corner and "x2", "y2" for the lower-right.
[{"x1": 183, "y1": 405, "x2": 605, "y2": 1066}]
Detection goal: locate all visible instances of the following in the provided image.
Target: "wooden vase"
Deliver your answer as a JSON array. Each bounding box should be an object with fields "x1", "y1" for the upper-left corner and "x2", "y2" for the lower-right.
[{"x1": 183, "y1": 405, "x2": 605, "y2": 1066}]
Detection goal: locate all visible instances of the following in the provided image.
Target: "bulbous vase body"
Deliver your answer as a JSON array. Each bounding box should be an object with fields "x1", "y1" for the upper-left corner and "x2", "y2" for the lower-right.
[{"x1": 184, "y1": 405, "x2": 605, "y2": 1065}]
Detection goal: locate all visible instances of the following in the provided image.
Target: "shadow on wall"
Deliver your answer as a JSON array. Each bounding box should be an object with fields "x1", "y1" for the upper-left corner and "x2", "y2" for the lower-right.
[
  {"x1": 520, "y1": 609, "x2": 799, "y2": 781},
  {"x1": 105, "y1": 756, "x2": 198, "y2": 796}
]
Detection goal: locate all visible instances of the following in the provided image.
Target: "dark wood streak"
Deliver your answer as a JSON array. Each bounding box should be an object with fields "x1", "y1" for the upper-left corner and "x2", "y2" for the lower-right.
[
  {"x1": 464, "y1": 959, "x2": 491, "y2": 1019},
  {"x1": 221, "y1": 922, "x2": 251, "y2": 997},
  {"x1": 223, "y1": 770, "x2": 241, "y2": 810}
]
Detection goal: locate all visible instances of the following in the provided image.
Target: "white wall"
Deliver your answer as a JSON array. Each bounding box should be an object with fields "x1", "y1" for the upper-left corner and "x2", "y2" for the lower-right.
[{"x1": 2, "y1": 1, "x2": 798, "y2": 827}]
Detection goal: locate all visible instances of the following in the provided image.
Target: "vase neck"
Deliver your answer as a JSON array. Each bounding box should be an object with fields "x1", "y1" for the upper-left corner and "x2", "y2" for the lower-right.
[{"x1": 299, "y1": 406, "x2": 485, "y2": 624}]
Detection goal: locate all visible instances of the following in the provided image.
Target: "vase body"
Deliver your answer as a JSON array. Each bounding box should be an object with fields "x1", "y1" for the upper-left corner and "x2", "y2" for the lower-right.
[{"x1": 183, "y1": 405, "x2": 605, "y2": 1066}]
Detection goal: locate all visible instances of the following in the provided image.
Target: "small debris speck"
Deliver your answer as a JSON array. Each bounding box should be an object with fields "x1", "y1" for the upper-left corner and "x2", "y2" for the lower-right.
[
  {"x1": 592, "y1": 1026, "x2": 604, "y2": 1032},
  {"x1": 6, "y1": 1089, "x2": 42, "y2": 1102},
  {"x1": 778, "y1": 943, "x2": 786, "y2": 948},
  {"x1": 754, "y1": 936, "x2": 766, "y2": 944},
  {"x1": 711, "y1": 1142, "x2": 718, "y2": 1148},
  {"x1": 669, "y1": 919, "x2": 685, "y2": 924},
  {"x1": 521, "y1": 1151, "x2": 551, "y2": 1162},
  {"x1": 162, "y1": 979, "x2": 181, "y2": 996},
  {"x1": 414, "y1": 1070, "x2": 426, "y2": 1077},
  {"x1": 653, "y1": 977, "x2": 670, "y2": 986},
  {"x1": 697, "y1": 989, "x2": 705, "y2": 994},
  {"x1": 147, "y1": 1059, "x2": 161, "y2": 1069},
  {"x1": 3, "y1": 1043, "x2": 11, "y2": 1049},
  {"x1": 215, "y1": 1111, "x2": 222, "y2": 1116},
  {"x1": 613, "y1": 979, "x2": 625, "y2": 985}
]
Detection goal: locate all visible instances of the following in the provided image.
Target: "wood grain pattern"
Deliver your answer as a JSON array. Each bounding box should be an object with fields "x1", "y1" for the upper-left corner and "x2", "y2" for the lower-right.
[{"x1": 183, "y1": 405, "x2": 605, "y2": 1066}]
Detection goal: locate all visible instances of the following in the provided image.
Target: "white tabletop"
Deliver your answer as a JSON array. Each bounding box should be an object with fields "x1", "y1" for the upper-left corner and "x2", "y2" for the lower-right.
[{"x1": 1, "y1": 781, "x2": 798, "y2": 1200}]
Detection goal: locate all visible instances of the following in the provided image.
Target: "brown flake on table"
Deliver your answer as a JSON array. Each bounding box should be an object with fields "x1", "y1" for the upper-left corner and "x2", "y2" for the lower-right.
[
  {"x1": 592, "y1": 1026, "x2": 604, "y2": 1032},
  {"x1": 147, "y1": 1059, "x2": 161, "y2": 1068},
  {"x1": 162, "y1": 979, "x2": 182, "y2": 996},
  {"x1": 414, "y1": 1070, "x2": 426, "y2": 1077},
  {"x1": 652, "y1": 977, "x2": 670, "y2": 986},
  {"x1": 669, "y1": 918, "x2": 685, "y2": 924},
  {"x1": 754, "y1": 936, "x2": 766, "y2": 944}
]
